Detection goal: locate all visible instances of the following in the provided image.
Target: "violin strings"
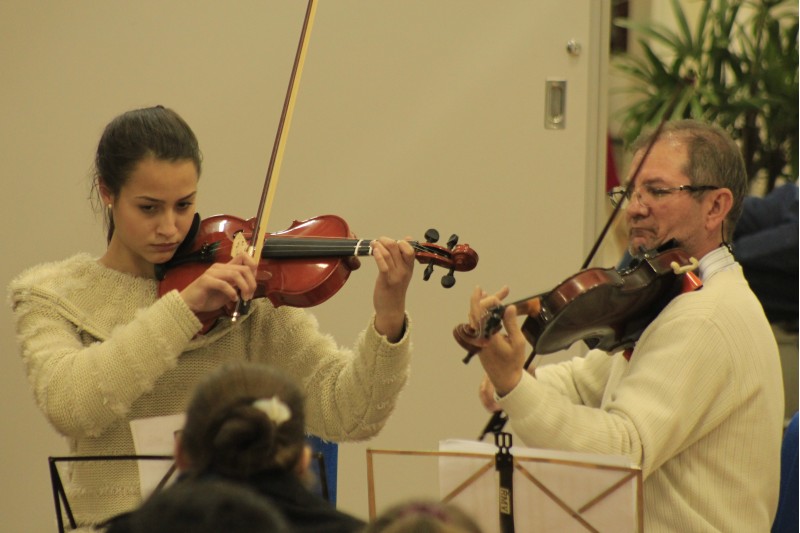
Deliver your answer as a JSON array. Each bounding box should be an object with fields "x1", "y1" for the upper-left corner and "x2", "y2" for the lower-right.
[{"x1": 259, "y1": 238, "x2": 451, "y2": 259}]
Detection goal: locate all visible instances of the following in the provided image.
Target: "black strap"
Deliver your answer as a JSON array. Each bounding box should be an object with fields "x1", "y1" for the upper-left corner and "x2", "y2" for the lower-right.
[{"x1": 495, "y1": 432, "x2": 515, "y2": 533}]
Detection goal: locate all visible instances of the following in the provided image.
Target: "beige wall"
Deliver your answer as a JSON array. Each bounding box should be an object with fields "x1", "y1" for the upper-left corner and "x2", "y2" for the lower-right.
[{"x1": 0, "y1": 1, "x2": 612, "y2": 530}]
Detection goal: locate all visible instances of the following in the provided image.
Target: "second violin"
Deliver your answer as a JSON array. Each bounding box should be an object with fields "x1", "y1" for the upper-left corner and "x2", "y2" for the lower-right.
[{"x1": 454, "y1": 241, "x2": 701, "y2": 362}]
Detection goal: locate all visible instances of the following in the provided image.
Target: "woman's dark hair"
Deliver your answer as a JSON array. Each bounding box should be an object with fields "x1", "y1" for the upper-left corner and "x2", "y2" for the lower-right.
[
  {"x1": 108, "y1": 479, "x2": 290, "y2": 533},
  {"x1": 180, "y1": 362, "x2": 307, "y2": 481},
  {"x1": 91, "y1": 106, "x2": 202, "y2": 243}
]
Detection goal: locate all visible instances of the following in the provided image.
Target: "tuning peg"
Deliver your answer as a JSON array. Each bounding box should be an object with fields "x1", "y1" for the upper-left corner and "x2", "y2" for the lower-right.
[
  {"x1": 441, "y1": 268, "x2": 456, "y2": 288},
  {"x1": 446, "y1": 234, "x2": 459, "y2": 250},
  {"x1": 424, "y1": 228, "x2": 440, "y2": 243},
  {"x1": 423, "y1": 263, "x2": 434, "y2": 281}
]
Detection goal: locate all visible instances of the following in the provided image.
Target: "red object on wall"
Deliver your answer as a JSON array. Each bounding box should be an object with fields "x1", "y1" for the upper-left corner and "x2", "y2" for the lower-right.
[{"x1": 606, "y1": 134, "x2": 620, "y2": 191}]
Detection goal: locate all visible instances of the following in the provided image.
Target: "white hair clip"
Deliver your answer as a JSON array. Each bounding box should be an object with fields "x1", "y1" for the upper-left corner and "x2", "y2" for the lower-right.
[{"x1": 252, "y1": 397, "x2": 292, "y2": 426}]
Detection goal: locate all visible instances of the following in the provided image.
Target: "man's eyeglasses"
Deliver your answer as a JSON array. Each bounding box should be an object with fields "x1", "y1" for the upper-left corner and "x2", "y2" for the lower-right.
[{"x1": 607, "y1": 184, "x2": 720, "y2": 208}]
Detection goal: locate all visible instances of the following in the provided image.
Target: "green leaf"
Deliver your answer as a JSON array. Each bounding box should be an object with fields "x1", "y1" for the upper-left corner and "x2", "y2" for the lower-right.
[
  {"x1": 615, "y1": 18, "x2": 686, "y2": 54},
  {"x1": 694, "y1": 0, "x2": 713, "y2": 47},
  {"x1": 670, "y1": 0, "x2": 694, "y2": 49}
]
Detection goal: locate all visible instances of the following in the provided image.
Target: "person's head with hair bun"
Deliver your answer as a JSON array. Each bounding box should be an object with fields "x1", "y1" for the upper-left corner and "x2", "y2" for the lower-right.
[{"x1": 176, "y1": 361, "x2": 309, "y2": 481}]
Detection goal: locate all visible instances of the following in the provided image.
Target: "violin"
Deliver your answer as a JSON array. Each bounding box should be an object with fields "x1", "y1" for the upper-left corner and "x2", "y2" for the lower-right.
[
  {"x1": 157, "y1": 213, "x2": 478, "y2": 333},
  {"x1": 454, "y1": 240, "x2": 700, "y2": 361}
]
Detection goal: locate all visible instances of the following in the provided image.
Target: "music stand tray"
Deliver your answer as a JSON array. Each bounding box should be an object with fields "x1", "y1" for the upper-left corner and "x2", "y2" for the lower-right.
[{"x1": 367, "y1": 440, "x2": 642, "y2": 533}]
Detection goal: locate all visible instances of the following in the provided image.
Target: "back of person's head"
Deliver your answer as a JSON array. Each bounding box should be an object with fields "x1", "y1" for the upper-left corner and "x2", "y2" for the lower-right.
[
  {"x1": 631, "y1": 118, "x2": 748, "y2": 239},
  {"x1": 179, "y1": 362, "x2": 307, "y2": 481},
  {"x1": 117, "y1": 479, "x2": 289, "y2": 533},
  {"x1": 364, "y1": 500, "x2": 483, "y2": 533}
]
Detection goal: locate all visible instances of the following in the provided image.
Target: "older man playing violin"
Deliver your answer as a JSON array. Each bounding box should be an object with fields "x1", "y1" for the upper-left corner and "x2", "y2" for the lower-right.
[{"x1": 470, "y1": 120, "x2": 784, "y2": 533}]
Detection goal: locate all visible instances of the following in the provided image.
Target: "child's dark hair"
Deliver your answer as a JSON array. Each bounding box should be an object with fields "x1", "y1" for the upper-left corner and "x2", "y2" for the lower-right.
[
  {"x1": 91, "y1": 106, "x2": 202, "y2": 243},
  {"x1": 180, "y1": 362, "x2": 307, "y2": 480}
]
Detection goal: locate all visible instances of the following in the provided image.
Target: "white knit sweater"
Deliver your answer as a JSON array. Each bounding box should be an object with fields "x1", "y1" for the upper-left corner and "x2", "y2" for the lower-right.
[
  {"x1": 499, "y1": 248, "x2": 784, "y2": 532},
  {"x1": 9, "y1": 254, "x2": 412, "y2": 526}
]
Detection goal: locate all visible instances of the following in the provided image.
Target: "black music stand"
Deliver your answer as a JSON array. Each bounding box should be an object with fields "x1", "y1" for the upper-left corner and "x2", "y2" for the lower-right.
[
  {"x1": 48, "y1": 454, "x2": 175, "y2": 533},
  {"x1": 48, "y1": 453, "x2": 331, "y2": 532}
]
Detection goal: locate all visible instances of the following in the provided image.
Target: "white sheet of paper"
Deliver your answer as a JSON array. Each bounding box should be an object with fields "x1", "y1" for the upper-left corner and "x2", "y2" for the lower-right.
[
  {"x1": 439, "y1": 439, "x2": 639, "y2": 533},
  {"x1": 129, "y1": 413, "x2": 185, "y2": 498}
]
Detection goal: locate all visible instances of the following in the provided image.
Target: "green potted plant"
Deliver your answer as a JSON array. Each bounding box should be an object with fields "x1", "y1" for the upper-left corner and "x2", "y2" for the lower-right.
[{"x1": 612, "y1": 0, "x2": 798, "y2": 193}]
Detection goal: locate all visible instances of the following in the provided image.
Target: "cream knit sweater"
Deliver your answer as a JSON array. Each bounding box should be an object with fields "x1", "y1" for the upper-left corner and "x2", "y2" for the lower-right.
[
  {"x1": 9, "y1": 254, "x2": 411, "y2": 526},
  {"x1": 499, "y1": 248, "x2": 784, "y2": 532}
]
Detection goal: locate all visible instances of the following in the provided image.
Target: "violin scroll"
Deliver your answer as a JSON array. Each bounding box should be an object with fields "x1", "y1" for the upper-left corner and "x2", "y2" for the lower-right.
[
  {"x1": 417, "y1": 228, "x2": 478, "y2": 288},
  {"x1": 454, "y1": 297, "x2": 541, "y2": 364}
]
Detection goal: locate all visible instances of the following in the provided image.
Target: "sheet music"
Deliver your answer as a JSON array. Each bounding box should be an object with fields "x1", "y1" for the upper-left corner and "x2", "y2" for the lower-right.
[
  {"x1": 129, "y1": 413, "x2": 184, "y2": 498},
  {"x1": 439, "y1": 439, "x2": 640, "y2": 533}
]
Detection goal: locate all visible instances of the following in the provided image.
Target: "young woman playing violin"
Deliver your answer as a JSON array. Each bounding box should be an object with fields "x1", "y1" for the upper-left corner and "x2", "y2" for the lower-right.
[{"x1": 8, "y1": 106, "x2": 416, "y2": 528}]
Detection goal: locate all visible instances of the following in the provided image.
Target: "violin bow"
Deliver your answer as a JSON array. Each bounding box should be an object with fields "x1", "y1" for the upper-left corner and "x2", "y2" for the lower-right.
[{"x1": 232, "y1": 0, "x2": 318, "y2": 321}]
